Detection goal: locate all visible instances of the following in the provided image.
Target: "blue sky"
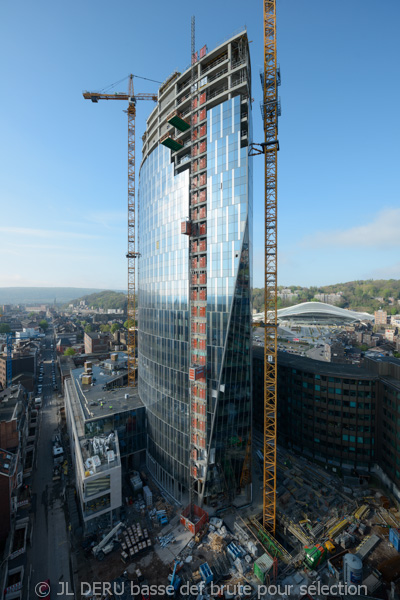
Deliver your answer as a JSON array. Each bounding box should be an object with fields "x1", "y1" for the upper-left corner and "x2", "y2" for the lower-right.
[{"x1": 1, "y1": 0, "x2": 399, "y2": 290}]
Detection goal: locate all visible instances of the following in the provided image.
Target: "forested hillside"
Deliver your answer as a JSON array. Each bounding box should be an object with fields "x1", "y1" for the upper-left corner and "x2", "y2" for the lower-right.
[
  {"x1": 252, "y1": 280, "x2": 400, "y2": 314},
  {"x1": 67, "y1": 290, "x2": 127, "y2": 310}
]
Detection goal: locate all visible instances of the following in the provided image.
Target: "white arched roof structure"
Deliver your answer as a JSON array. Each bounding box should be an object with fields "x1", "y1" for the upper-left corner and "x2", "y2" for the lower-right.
[
  {"x1": 253, "y1": 302, "x2": 373, "y2": 325},
  {"x1": 276, "y1": 302, "x2": 373, "y2": 324}
]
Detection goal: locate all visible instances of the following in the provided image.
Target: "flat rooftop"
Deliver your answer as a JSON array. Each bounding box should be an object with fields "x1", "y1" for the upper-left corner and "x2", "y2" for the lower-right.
[
  {"x1": 59, "y1": 355, "x2": 76, "y2": 379},
  {"x1": 70, "y1": 363, "x2": 143, "y2": 421},
  {"x1": 65, "y1": 377, "x2": 121, "y2": 474},
  {"x1": 380, "y1": 375, "x2": 400, "y2": 392},
  {"x1": 103, "y1": 354, "x2": 128, "y2": 369},
  {"x1": 80, "y1": 432, "x2": 120, "y2": 473},
  {"x1": 253, "y1": 346, "x2": 379, "y2": 379},
  {"x1": 0, "y1": 385, "x2": 25, "y2": 422}
]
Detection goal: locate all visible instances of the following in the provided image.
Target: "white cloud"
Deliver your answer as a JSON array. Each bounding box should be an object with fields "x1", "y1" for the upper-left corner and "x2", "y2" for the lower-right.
[
  {"x1": 301, "y1": 208, "x2": 400, "y2": 248},
  {"x1": 0, "y1": 226, "x2": 99, "y2": 239}
]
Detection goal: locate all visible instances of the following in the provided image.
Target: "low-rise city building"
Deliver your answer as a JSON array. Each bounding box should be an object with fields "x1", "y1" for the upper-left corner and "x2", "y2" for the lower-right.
[
  {"x1": 84, "y1": 332, "x2": 109, "y2": 354},
  {"x1": 64, "y1": 362, "x2": 145, "y2": 531},
  {"x1": 314, "y1": 292, "x2": 343, "y2": 305},
  {"x1": 0, "y1": 385, "x2": 32, "y2": 544},
  {"x1": 374, "y1": 309, "x2": 388, "y2": 326}
]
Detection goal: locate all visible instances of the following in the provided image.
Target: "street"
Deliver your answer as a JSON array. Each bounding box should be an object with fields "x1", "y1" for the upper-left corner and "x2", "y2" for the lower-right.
[{"x1": 28, "y1": 329, "x2": 74, "y2": 599}]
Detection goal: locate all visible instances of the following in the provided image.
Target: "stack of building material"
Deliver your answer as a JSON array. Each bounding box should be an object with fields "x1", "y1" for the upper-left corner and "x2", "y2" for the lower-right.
[
  {"x1": 355, "y1": 534, "x2": 380, "y2": 560},
  {"x1": 208, "y1": 532, "x2": 225, "y2": 552},
  {"x1": 159, "y1": 533, "x2": 175, "y2": 547},
  {"x1": 155, "y1": 498, "x2": 174, "y2": 518},
  {"x1": 354, "y1": 505, "x2": 370, "y2": 521},
  {"x1": 234, "y1": 557, "x2": 245, "y2": 574},
  {"x1": 326, "y1": 518, "x2": 349, "y2": 539},
  {"x1": 130, "y1": 472, "x2": 142, "y2": 492},
  {"x1": 143, "y1": 486, "x2": 152, "y2": 508},
  {"x1": 227, "y1": 541, "x2": 243, "y2": 561},
  {"x1": 310, "y1": 522, "x2": 324, "y2": 539},
  {"x1": 121, "y1": 522, "x2": 151, "y2": 557}
]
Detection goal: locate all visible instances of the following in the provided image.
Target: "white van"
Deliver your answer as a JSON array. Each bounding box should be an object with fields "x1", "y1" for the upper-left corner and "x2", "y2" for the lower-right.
[{"x1": 34, "y1": 397, "x2": 42, "y2": 409}]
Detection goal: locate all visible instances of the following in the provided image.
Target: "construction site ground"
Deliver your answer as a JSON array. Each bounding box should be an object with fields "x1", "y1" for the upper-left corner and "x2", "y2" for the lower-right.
[
  {"x1": 69, "y1": 445, "x2": 400, "y2": 599},
  {"x1": 72, "y1": 477, "x2": 185, "y2": 593}
]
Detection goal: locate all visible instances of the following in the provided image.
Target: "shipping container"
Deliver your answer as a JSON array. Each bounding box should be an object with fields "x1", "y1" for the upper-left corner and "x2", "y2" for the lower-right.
[
  {"x1": 254, "y1": 553, "x2": 273, "y2": 583},
  {"x1": 390, "y1": 528, "x2": 400, "y2": 552}
]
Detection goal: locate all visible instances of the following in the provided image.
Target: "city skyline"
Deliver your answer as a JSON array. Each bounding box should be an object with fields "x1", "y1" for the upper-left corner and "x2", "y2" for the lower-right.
[{"x1": 1, "y1": 0, "x2": 399, "y2": 289}]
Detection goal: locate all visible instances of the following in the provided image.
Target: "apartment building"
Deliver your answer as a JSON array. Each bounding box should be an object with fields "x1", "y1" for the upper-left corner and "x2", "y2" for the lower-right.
[{"x1": 84, "y1": 332, "x2": 109, "y2": 355}]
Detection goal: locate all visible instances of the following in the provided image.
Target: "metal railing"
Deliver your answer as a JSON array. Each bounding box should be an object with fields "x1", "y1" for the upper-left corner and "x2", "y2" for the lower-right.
[
  {"x1": 201, "y1": 54, "x2": 228, "y2": 75},
  {"x1": 207, "y1": 82, "x2": 229, "y2": 101},
  {"x1": 231, "y1": 58, "x2": 246, "y2": 70}
]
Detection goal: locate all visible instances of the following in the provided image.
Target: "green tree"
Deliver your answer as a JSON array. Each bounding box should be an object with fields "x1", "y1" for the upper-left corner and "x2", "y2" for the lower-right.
[
  {"x1": 100, "y1": 324, "x2": 111, "y2": 333},
  {"x1": 64, "y1": 347, "x2": 76, "y2": 356},
  {"x1": 391, "y1": 307, "x2": 398, "y2": 315},
  {"x1": 28, "y1": 312, "x2": 36, "y2": 318},
  {"x1": 0, "y1": 324, "x2": 11, "y2": 334},
  {"x1": 84, "y1": 324, "x2": 93, "y2": 334},
  {"x1": 382, "y1": 288, "x2": 393, "y2": 300},
  {"x1": 111, "y1": 323, "x2": 121, "y2": 334},
  {"x1": 124, "y1": 319, "x2": 136, "y2": 329},
  {"x1": 39, "y1": 319, "x2": 49, "y2": 331}
]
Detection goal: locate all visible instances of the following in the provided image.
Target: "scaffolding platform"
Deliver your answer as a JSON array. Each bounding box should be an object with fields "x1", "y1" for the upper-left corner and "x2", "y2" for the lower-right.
[
  {"x1": 160, "y1": 131, "x2": 184, "y2": 151},
  {"x1": 167, "y1": 110, "x2": 191, "y2": 132}
]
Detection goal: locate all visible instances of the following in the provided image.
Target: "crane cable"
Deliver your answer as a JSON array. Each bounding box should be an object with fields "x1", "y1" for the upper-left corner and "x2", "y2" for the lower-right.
[{"x1": 98, "y1": 73, "x2": 162, "y2": 94}]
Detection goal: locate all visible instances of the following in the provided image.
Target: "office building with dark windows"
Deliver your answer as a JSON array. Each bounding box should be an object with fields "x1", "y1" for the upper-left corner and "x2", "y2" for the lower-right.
[
  {"x1": 253, "y1": 348, "x2": 400, "y2": 502},
  {"x1": 138, "y1": 31, "x2": 252, "y2": 505}
]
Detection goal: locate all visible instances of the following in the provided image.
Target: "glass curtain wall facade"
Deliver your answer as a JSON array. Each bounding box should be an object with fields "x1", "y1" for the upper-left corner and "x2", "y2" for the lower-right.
[
  {"x1": 138, "y1": 147, "x2": 190, "y2": 500},
  {"x1": 138, "y1": 35, "x2": 252, "y2": 505},
  {"x1": 204, "y1": 97, "x2": 252, "y2": 500}
]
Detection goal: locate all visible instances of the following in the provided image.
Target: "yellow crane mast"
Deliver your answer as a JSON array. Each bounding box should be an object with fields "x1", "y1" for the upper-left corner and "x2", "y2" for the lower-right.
[
  {"x1": 250, "y1": 0, "x2": 280, "y2": 534},
  {"x1": 83, "y1": 76, "x2": 156, "y2": 387},
  {"x1": 262, "y1": 0, "x2": 280, "y2": 535}
]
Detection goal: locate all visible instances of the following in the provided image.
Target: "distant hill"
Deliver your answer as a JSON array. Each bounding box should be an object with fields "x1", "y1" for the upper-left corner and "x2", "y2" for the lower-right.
[
  {"x1": 0, "y1": 287, "x2": 124, "y2": 305},
  {"x1": 252, "y1": 279, "x2": 400, "y2": 314},
  {"x1": 67, "y1": 290, "x2": 128, "y2": 311}
]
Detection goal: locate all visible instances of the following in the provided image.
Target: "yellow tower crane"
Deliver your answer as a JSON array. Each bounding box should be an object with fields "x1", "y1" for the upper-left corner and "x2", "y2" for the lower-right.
[
  {"x1": 250, "y1": 0, "x2": 280, "y2": 534},
  {"x1": 83, "y1": 76, "x2": 157, "y2": 387}
]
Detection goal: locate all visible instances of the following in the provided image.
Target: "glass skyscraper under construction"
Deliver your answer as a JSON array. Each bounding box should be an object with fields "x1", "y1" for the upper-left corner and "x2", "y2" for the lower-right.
[{"x1": 138, "y1": 30, "x2": 252, "y2": 506}]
